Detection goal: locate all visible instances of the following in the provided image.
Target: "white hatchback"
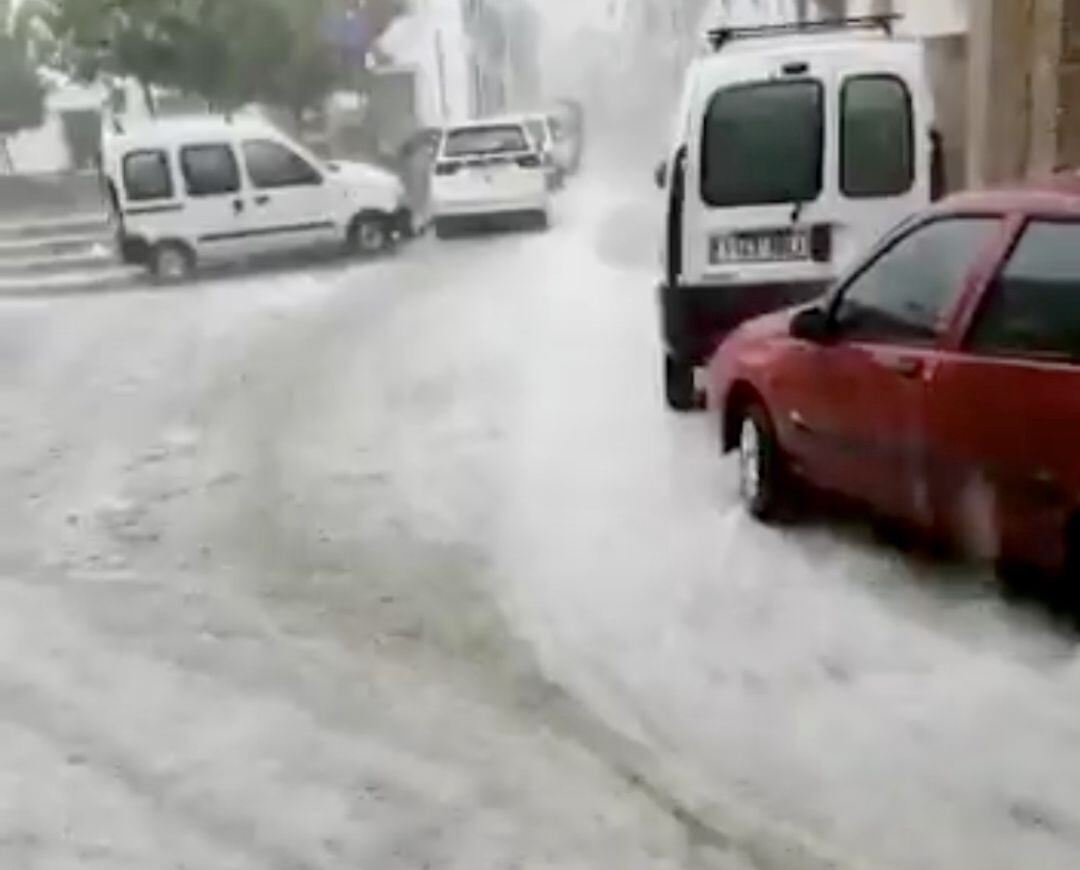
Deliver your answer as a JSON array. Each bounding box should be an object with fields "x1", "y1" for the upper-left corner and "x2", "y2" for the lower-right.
[
  {"x1": 101, "y1": 115, "x2": 409, "y2": 280},
  {"x1": 430, "y1": 118, "x2": 551, "y2": 237}
]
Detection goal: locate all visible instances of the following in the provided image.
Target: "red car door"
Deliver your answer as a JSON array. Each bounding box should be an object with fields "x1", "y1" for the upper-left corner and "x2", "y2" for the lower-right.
[
  {"x1": 929, "y1": 218, "x2": 1080, "y2": 571},
  {"x1": 781, "y1": 217, "x2": 1003, "y2": 525}
]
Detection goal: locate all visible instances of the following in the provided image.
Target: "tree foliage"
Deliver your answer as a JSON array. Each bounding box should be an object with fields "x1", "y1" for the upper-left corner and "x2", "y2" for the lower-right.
[
  {"x1": 0, "y1": 35, "x2": 45, "y2": 137},
  {"x1": 42, "y1": 0, "x2": 407, "y2": 115}
]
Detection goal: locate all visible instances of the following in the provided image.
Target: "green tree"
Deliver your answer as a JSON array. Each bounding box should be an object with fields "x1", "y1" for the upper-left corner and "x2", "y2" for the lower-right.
[
  {"x1": 44, "y1": 0, "x2": 407, "y2": 118},
  {"x1": 0, "y1": 31, "x2": 46, "y2": 170}
]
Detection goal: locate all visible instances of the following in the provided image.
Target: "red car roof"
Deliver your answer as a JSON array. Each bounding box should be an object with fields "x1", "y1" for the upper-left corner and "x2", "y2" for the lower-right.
[{"x1": 939, "y1": 173, "x2": 1080, "y2": 217}]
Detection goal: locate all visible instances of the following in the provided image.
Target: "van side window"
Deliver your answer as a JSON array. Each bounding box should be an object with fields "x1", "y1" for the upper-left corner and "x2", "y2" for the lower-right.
[
  {"x1": 968, "y1": 221, "x2": 1080, "y2": 363},
  {"x1": 123, "y1": 150, "x2": 173, "y2": 202},
  {"x1": 242, "y1": 140, "x2": 321, "y2": 189},
  {"x1": 180, "y1": 144, "x2": 241, "y2": 197},
  {"x1": 841, "y1": 75, "x2": 914, "y2": 198}
]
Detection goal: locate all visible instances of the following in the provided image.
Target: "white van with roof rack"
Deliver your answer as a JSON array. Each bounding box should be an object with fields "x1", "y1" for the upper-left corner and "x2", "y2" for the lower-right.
[
  {"x1": 656, "y1": 15, "x2": 945, "y2": 410},
  {"x1": 101, "y1": 115, "x2": 410, "y2": 281}
]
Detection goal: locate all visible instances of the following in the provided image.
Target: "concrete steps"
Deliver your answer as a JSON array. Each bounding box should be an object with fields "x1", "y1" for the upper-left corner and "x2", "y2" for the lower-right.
[{"x1": 0, "y1": 213, "x2": 143, "y2": 294}]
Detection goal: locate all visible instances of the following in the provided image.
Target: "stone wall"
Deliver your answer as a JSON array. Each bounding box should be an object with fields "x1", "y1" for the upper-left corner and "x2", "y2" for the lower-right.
[{"x1": 966, "y1": 0, "x2": 1080, "y2": 186}]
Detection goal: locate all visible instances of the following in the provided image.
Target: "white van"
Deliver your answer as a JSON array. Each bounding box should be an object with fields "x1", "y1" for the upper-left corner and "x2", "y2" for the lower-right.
[
  {"x1": 657, "y1": 17, "x2": 944, "y2": 410},
  {"x1": 430, "y1": 117, "x2": 550, "y2": 238},
  {"x1": 102, "y1": 115, "x2": 410, "y2": 280}
]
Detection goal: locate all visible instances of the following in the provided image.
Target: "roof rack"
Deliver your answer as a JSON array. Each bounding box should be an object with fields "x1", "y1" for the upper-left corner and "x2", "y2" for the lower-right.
[{"x1": 707, "y1": 14, "x2": 901, "y2": 51}]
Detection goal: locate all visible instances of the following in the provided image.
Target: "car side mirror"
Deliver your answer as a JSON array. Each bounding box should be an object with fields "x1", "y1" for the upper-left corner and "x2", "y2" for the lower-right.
[
  {"x1": 654, "y1": 160, "x2": 668, "y2": 189},
  {"x1": 791, "y1": 306, "x2": 831, "y2": 343}
]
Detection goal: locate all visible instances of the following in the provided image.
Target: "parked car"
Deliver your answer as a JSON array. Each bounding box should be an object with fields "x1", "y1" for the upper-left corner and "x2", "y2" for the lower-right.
[
  {"x1": 707, "y1": 177, "x2": 1080, "y2": 577},
  {"x1": 657, "y1": 16, "x2": 945, "y2": 410},
  {"x1": 101, "y1": 115, "x2": 410, "y2": 281},
  {"x1": 430, "y1": 117, "x2": 551, "y2": 238}
]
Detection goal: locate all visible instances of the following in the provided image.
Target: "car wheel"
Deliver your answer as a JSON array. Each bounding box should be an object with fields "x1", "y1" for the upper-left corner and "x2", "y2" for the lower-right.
[
  {"x1": 150, "y1": 241, "x2": 195, "y2": 283},
  {"x1": 533, "y1": 210, "x2": 550, "y2": 231},
  {"x1": 664, "y1": 354, "x2": 697, "y2": 412},
  {"x1": 738, "y1": 400, "x2": 788, "y2": 522},
  {"x1": 434, "y1": 219, "x2": 454, "y2": 240},
  {"x1": 350, "y1": 215, "x2": 391, "y2": 256}
]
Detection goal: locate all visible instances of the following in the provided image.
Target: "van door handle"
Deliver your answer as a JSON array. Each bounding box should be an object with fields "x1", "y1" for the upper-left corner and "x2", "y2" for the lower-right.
[
  {"x1": 254, "y1": 195, "x2": 271, "y2": 206},
  {"x1": 232, "y1": 199, "x2": 245, "y2": 215}
]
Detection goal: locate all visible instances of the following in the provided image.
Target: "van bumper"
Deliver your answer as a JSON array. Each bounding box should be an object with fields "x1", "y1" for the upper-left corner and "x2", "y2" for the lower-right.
[
  {"x1": 118, "y1": 233, "x2": 152, "y2": 266},
  {"x1": 659, "y1": 280, "x2": 828, "y2": 365}
]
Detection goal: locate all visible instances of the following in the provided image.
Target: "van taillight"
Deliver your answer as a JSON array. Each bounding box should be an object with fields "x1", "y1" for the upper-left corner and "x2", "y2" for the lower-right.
[
  {"x1": 517, "y1": 154, "x2": 541, "y2": 168},
  {"x1": 435, "y1": 162, "x2": 459, "y2": 176}
]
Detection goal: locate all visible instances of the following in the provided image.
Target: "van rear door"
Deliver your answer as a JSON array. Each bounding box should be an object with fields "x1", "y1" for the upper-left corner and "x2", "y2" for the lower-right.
[
  {"x1": 831, "y1": 50, "x2": 931, "y2": 270},
  {"x1": 681, "y1": 44, "x2": 932, "y2": 289},
  {"x1": 682, "y1": 61, "x2": 835, "y2": 290}
]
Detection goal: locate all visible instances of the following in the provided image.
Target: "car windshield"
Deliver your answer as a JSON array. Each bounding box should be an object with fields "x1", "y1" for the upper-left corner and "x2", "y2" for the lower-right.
[
  {"x1": 443, "y1": 125, "x2": 529, "y2": 157},
  {"x1": 701, "y1": 79, "x2": 824, "y2": 207}
]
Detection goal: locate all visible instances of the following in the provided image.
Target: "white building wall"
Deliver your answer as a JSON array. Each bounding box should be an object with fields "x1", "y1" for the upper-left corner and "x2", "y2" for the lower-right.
[
  {"x1": 846, "y1": 0, "x2": 968, "y2": 36},
  {"x1": 377, "y1": 0, "x2": 473, "y2": 126}
]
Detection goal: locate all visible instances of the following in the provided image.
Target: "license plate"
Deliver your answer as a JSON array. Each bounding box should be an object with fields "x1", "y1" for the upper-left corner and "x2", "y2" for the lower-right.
[{"x1": 710, "y1": 229, "x2": 811, "y2": 264}]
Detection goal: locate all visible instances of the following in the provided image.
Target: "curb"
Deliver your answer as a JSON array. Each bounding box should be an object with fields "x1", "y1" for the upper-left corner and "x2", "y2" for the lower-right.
[{"x1": 0, "y1": 266, "x2": 144, "y2": 297}]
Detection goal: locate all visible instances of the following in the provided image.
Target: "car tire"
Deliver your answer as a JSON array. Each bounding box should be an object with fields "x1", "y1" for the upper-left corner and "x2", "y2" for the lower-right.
[
  {"x1": 434, "y1": 218, "x2": 454, "y2": 240},
  {"x1": 533, "y1": 210, "x2": 550, "y2": 231},
  {"x1": 737, "y1": 399, "x2": 788, "y2": 522},
  {"x1": 349, "y1": 214, "x2": 392, "y2": 256},
  {"x1": 664, "y1": 354, "x2": 697, "y2": 412},
  {"x1": 150, "y1": 241, "x2": 195, "y2": 283}
]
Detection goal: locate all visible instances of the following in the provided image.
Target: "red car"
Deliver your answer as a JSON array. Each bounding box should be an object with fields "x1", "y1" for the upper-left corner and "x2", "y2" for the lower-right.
[{"x1": 707, "y1": 178, "x2": 1080, "y2": 575}]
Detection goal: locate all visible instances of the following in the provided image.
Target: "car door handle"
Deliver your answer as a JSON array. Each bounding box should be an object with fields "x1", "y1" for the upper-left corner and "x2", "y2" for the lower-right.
[
  {"x1": 254, "y1": 195, "x2": 271, "y2": 206},
  {"x1": 880, "y1": 356, "x2": 923, "y2": 378},
  {"x1": 232, "y1": 199, "x2": 245, "y2": 215}
]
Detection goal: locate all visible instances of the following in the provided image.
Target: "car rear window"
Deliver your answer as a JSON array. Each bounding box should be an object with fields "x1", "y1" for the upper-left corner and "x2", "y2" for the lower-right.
[
  {"x1": 701, "y1": 80, "x2": 823, "y2": 208},
  {"x1": 968, "y1": 221, "x2": 1080, "y2": 362},
  {"x1": 841, "y1": 75, "x2": 915, "y2": 198},
  {"x1": 123, "y1": 149, "x2": 173, "y2": 202},
  {"x1": 443, "y1": 125, "x2": 530, "y2": 158}
]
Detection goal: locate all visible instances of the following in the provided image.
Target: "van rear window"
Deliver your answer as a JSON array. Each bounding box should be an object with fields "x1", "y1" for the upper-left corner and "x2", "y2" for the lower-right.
[
  {"x1": 841, "y1": 75, "x2": 914, "y2": 198},
  {"x1": 123, "y1": 150, "x2": 173, "y2": 202},
  {"x1": 701, "y1": 80, "x2": 823, "y2": 208}
]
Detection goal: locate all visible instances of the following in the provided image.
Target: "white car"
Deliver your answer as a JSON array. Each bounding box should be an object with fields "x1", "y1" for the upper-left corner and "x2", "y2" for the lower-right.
[
  {"x1": 430, "y1": 118, "x2": 551, "y2": 238},
  {"x1": 101, "y1": 115, "x2": 410, "y2": 280}
]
